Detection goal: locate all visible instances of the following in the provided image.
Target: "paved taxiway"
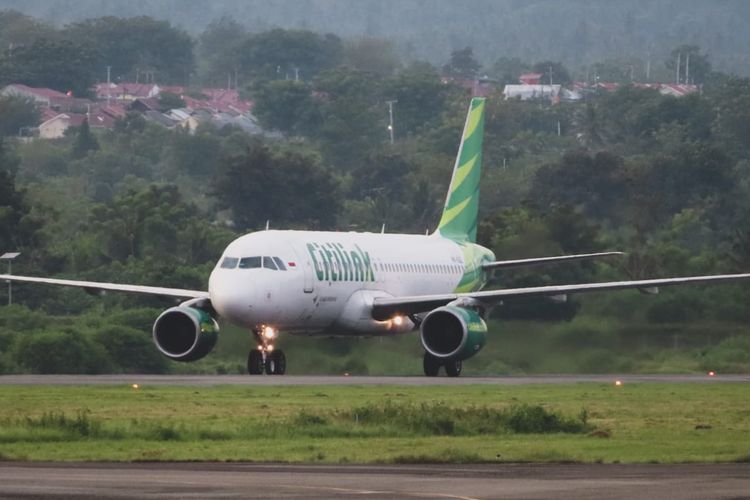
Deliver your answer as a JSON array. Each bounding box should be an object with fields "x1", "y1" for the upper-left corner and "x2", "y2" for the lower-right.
[
  {"x1": 1, "y1": 374, "x2": 748, "y2": 386},
  {"x1": 1, "y1": 462, "x2": 749, "y2": 499}
]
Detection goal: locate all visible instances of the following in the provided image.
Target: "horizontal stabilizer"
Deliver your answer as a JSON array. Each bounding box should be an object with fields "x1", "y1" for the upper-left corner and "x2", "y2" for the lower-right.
[{"x1": 482, "y1": 252, "x2": 624, "y2": 271}]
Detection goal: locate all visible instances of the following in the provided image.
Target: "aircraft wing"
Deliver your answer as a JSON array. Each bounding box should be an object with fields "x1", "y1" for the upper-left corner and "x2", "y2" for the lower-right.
[
  {"x1": 371, "y1": 273, "x2": 750, "y2": 321},
  {"x1": 0, "y1": 274, "x2": 209, "y2": 299},
  {"x1": 482, "y1": 251, "x2": 624, "y2": 270}
]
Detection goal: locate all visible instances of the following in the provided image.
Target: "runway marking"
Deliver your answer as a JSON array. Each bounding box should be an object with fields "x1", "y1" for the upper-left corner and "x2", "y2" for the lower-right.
[{"x1": 278, "y1": 483, "x2": 481, "y2": 500}]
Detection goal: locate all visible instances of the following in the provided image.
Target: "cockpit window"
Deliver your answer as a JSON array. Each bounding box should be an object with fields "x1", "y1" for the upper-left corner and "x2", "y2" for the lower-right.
[
  {"x1": 220, "y1": 257, "x2": 239, "y2": 269},
  {"x1": 262, "y1": 256, "x2": 278, "y2": 270},
  {"x1": 234, "y1": 256, "x2": 288, "y2": 270},
  {"x1": 238, "y1": 256, "x2": 262, "y2": 269}
]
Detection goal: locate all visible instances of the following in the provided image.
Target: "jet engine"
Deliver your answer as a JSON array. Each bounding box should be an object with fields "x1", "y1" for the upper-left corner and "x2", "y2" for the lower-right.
[
  {"x1": 152, "y1": 306, "x2": 219, "y2": 362},
  {"x1": 420, "y1": 306, "x2": 486, "y2": 361}
]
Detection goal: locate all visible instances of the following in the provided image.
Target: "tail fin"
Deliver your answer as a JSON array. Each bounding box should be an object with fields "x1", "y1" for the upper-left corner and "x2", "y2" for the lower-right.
[{"x1": 435, "y1": 97, "x2": 486, "y2": 243}]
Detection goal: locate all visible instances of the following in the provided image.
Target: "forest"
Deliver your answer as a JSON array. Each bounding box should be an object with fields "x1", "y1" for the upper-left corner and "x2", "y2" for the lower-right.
[
  {"x1": 1, "y1": 8, "x2": 750, "y2": 375},
  {"x1": 3, "y1": 0, "x2": 750, "y2": 77}
]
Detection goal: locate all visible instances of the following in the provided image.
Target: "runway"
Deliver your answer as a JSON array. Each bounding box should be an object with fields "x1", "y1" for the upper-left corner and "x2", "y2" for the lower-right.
[
  {"x1": 1, "y1": 462, "x2": 749, "y2": 499},
  {"x1": 0, "y1": 374, "x2": 748, "y2": 386}
]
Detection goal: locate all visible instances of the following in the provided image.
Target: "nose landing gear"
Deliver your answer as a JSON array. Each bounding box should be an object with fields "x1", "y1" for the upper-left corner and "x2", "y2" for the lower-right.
[{"x1": 247, "y1": 325, "x2": 286, "y2": 375}]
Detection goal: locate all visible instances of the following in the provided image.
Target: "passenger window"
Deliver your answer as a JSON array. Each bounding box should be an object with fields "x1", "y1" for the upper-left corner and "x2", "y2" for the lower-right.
[
  {"x1": 239, "y1": 256, "x2": 262, "y2": 269},
  {"x1": 272, "y1": 257, "x2": 286, "y2": 270},
  {"x1": 221, "y1": 257, "x2": 239, "y2": 269},
  {"x1": 263, "y1": 256, "x2": 278, "y2": 270}
]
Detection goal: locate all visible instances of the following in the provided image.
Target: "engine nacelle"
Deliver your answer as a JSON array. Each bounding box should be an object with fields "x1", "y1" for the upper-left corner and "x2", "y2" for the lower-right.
[
  {"x1": 420, "y1": 306, "x2": 486, "y2": 361},
  {"x1": 152, "y1": 307, "x2": 219, "y2": 362}
]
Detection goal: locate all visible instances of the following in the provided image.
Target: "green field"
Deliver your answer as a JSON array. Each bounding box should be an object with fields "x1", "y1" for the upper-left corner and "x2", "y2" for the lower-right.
[{"x1": 0, "y1": 383, "x2": 749, "y2": 463}]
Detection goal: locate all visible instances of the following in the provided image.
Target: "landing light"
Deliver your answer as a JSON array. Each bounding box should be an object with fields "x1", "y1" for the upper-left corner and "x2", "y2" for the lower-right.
[
  {"x1": 708, "y1": 371, "x2": 716, "y2": 377},
  {"x1": 614, "y1": 380, "x2": 623, "y2": 387},
  {"x1": 262, "y1": 326, "x2": 276, "y2": 340},
  {"x1": 132, "y1": 384, "x2": 140, "y2": 390},
  {"x1": 267, "y1": 345, "x2": 274, "y2": 352},
  {"x1": 392, "y1": 315, "x2": 404, "y2": 327}
]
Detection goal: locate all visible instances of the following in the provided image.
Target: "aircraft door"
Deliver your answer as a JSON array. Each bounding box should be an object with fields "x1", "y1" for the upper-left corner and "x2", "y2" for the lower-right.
[{"x1": 291, "y1": 245, "x2": 315, "y2": 293}]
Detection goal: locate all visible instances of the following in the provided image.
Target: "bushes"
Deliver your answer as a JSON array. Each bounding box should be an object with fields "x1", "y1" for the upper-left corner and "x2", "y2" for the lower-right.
[
  {"x1": 700, "y1": 336, "x2": 750, "y2": 372},
  {"x1": 14, "y1": 330, "x2": 112, "y2": 374},
  {"x1": 95, "y1": 325, "x2": 168, "y2": 374},
  {"x1": 339, "y1": 402, "x2": 590, "y2": 436},
  {"x1": 6, "y1": 308, "x2": 172, "y2": 374}
]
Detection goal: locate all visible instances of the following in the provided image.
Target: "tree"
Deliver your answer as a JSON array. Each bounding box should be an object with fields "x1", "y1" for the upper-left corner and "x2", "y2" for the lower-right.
[
  {"x1": 311, "y1": 67, "x2": 386, "y2": 166},
  {"x1": 0, "y1": 10, "x2": 56, "y2": 50},
  {"x1": 666, "y1": 45, "x2": 710, "y2": 84},
  {"x1": 236, "y1": 29, "x2": 343, "y2": 82},
  {"x1": 164, "y1": 127, "x2": 220, "y2": 177},
  {"x1": 589, "y1": 57, "x2": 645, "y2": 83},
  {"x1": 381, "y1": 64, "x2": 453, "y2": 136},
  {"x1": 529, "y1": 149, "x2": 626, "y2": 221},
  {"x1": 709, "y1": 76, "x2": 750, "y2": 156},
  {"x1": 88, "y1": 184, "x2": 212, "y2": 263},
  {"x1": 0, "y1": 37, "x2": 98, "y2": 96},
  {"x1": 442, "y1": 47, "x2": 481, "y2": 79},
  {"x1": 343, "y1": 37, "x2": 402, "y2": 76},
  {"x1": 62, "y1": 16, "x2": 195, "y2": 84},
  {"x1": 71, "y1": 119, "x2": 100, "y2": 159},
  {"x1": 212, "y1": 140, "x2": 341, "y2": 230},
  {"x1": 0, "y1": 140, "x2": 43, "y2": 251},
  {"x1": 0, "y1": 95, "x2": 40, "y2": 137},
  {"x1": 491, "y1": 57, "x2": 530, "y2": 85},
  {"x1": 197, "y1": 16, "x2": 247, "y2": 84},
  {"x1": 531, "y1": 61, "x2": 571, "y2": 85},
  {"x1": 251, "y1": 80, "x2": 320, "y2": 135}
]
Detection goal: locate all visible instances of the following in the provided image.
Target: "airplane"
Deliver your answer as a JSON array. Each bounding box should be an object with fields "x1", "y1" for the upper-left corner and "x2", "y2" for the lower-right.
[{"x1": 3, "y1": 97, "x2": 750, "y2": 377}]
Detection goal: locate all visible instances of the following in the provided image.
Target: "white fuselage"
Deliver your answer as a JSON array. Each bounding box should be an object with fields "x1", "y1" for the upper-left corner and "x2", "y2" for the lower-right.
[{"x1": 208, "y1": 230, "x2": 479, "y2": 336}]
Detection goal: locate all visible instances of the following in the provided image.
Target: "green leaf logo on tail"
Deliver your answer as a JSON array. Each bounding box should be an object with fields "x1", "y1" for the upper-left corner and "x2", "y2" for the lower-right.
[{"x1": 436, "y1": 97, "x2": 486, "y2": 243}]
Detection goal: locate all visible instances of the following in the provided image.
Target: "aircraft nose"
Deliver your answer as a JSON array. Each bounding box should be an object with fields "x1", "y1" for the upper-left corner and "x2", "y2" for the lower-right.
[{"x1": 209, "y1": 271, "x2": 257, "y2": 326}]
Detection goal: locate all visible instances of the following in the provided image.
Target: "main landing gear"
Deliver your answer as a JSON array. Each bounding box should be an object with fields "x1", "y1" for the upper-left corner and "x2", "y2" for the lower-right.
[
  {"x1": 423, "y1": 352, "x2": 462, "y2": 377},
  {"x1": 247, "y1": 325, "x2": 286, "y2": 375}
]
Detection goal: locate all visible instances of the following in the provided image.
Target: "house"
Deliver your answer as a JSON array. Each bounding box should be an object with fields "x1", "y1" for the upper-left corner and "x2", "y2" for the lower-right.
[
  {"x1": 1, "y1": 84, "x2": 68, "y2": 107},
  {"x1": 38, "y1": 113, "x2": 86, "y2": 139},
  {"x1": 166, "y1": 108, "x2": 203, "y2": 132},
  {"x1": 95, "y1": 83, "x2": 161, "y2": 101},
  {"x1": 212, "y1": 111, "x2": 265, "y2": 135},
  {"x1": 142, "y1": 110, "x2": 177, "y2": 128},
  {"x1": 37, "y1": 108, "x2": 119, "y2": 139},
  {"x1": 503, "y1": 84, "x2": 562, "y2": 102},
  {"x1": 128, "y1": 98, "x2": 161, "y2": 112},
  {"x1": 658, "y1": 84, "x2": 699, "y2": 97},
  {"x1": 519, "y1": 73, "x2": 544, "y2": 85}
]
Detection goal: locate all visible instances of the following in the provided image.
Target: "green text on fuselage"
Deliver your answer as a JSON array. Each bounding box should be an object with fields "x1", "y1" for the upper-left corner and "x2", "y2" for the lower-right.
[{"x1": 306, "y1": 242, "x2": 375, "y2": 282}]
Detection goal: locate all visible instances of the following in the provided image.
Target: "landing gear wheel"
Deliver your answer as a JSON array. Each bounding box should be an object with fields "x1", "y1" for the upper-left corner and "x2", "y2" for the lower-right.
[
  {"x1": 423, "y1": 352, "x2": 441, "y2": 377},
  {"x1": 247, "y1": 349, "x2": 264, "y2": 375},
  {"x1": 445, "y1": 359, "x2": 462, "y2": 377},
  {"x1": 265, "y1": 350, "x2": 286, "y2": 375}
]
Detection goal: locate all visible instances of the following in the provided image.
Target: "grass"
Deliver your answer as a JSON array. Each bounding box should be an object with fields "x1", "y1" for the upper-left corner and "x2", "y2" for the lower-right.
[{"x1": 0, "y1": 383, "x2": 748, "y2": 463}]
